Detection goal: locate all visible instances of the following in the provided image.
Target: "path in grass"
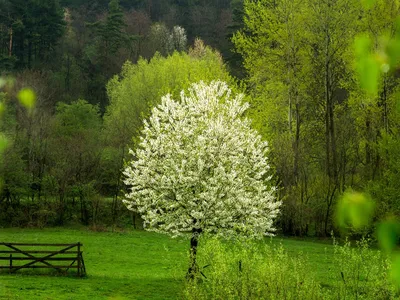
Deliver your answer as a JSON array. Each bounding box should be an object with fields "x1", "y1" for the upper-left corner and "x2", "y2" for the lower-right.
[{"x1": 0, "y1": 228, "x2": 336, "y2": 299}]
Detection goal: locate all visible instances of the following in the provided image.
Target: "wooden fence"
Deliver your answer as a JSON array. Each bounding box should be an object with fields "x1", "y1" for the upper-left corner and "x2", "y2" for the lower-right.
[{"x1": 0, "y1": 242, "x2": 86, "y2": 277}]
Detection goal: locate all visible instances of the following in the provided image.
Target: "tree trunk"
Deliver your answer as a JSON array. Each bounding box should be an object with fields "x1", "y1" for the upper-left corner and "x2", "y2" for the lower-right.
[
  {"x1": 324, "y1": 185, "x2": 336, "y2": 236},
  {"x1": 65, "y1": 53, "x2": 71, "y2": 92},
  {"x1": 112, "y1": 147, "x2": 126, "y2": 227},
  {"x1": 329, "y1": 99, "x2": 337, "y2": 183},
  {"x1": 365, "y1": 112, "x2": 372, "y2": 180},
  {"x1": 131, "y1": 212, "x2": 137, "y2": 229},
  {"x1": 8, "y1": 27, "x2": 13, "y2": 57},
  {"x1": 325, "y1": 64, "x2": 331, "y2": 179},
  {"x1": 186, "y1": 227, "x2": 202, "y2": 280},
  {"x1": 288, "y1": 85, "x2": 293, "y2": 135},
  {"x1": 28, "y1": 41, "x2": 32, "y2": 69},
  {"x1": 382, "y1": 76, "x2": 388, "y2": 134},
  {"x1": 293, "y1": 100, "x2": 300, "y2": 182},
  {"x1": 58, "y1": 190, "x2": 65, "y2": 225}
]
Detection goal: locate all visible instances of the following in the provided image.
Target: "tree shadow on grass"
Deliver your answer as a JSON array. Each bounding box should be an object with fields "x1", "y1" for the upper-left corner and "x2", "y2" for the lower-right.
[
  {"x1": 90, "y1": 274, "x2": 184, "y2": 299},
  {"x1": 0, "y1": 272, "x2": 185, "y2": 300},
  {"x1": 0, "y1": 268, "x2": 85, "y2": 278}
]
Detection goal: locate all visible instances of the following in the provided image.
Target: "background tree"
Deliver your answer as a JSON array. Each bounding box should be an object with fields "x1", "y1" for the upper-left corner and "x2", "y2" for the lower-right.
[
  {"x1": 169, "y1": 25, "x2": 187, "y2": 53},
  {"x1": 233, "y1": 0, "x2": 368, "y2": 236},
  {"x1": 147, "y1": 23, "x2": 171, "y2": 56},
  {"x1": 233, "y1": 0, "x2": 309, "y2": 234},
  {"x1": 303, "y1": 0, "x2": 361, "y2": 235},
  {"x1": 0, "y1": 92, "x2": 28, "y2": 217},
  {"x1": 85, "y1": 0, "x2": 128, "y2": 109},
  {"x1": 354, "y1": 0, "x2": 400, "y2": 218},
  {"x1": 123, "y1": 9, "x2": 151, "y2": 61},
  {"x1": 0, "y1": 0, "x2": 65, "y2": 70},
  {"x1": 123, "y1": 81, "x2": 280, "y2": 278},
  {"x1": 48, "y1": 100, "x2": 102, "y2": 224},
  {"x1": 103, "y1": 41, "x2": 235, "y2": 225}
]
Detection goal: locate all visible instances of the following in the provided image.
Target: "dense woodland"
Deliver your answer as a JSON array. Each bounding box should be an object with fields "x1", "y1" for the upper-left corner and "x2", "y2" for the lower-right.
[{"x1": 0, "y1": 0, "x2": 399, "y2": 237}]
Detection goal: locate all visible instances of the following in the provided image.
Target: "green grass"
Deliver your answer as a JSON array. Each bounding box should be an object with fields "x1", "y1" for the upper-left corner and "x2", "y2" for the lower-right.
[
  {"x1": 0, "y1": 228, "x2": 188, "y2": 300},
  {"x1": 271, "y1": 237, "x2": 340, "y2": 287},
  {"x1": 0, "y1": 228, "x2": 375, "y2": 299}
]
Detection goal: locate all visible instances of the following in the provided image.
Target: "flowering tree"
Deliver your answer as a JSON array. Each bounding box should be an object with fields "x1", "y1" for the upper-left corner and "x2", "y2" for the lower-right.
[
  {"x1": 123, "y1": 81, "x2": 280, "y2": 277},
  {"x1": 169, "y1": 25, "x2": 187, "y2": 53}
]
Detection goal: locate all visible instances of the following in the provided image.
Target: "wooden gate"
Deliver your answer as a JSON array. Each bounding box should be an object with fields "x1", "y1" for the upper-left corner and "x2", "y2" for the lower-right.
[{"x1": 0, "y1": 242, "x2": 86, "y2": 276}]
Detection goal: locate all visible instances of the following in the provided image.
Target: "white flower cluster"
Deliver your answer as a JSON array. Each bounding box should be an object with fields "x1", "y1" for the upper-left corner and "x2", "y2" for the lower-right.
[
  {"x1": 169, "y1": 26, "x2": 187, "y2": 52},
  {"x1": 123, "y1": 81, "x2": 280, "y2": 238}
]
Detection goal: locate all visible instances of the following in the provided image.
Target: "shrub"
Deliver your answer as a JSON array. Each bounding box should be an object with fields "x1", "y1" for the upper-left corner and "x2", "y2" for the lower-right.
[
  {"x1": 330, "y1": 237, "x2": 396, "y2": 299},
  {"x1": 182, "y1": 237, "x2": 323, "y2": 300},
  {"x1": 182, "y1": 236, "x2": 398, "y2": 300}
]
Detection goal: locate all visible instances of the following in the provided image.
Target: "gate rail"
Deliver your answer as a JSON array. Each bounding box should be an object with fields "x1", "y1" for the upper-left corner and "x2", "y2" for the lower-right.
[{"x1": 0, "y1": 242, "x2": 86, "y2": 276}]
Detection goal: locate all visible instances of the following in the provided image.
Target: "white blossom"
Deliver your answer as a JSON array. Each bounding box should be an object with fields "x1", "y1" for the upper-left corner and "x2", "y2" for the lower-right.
[
  {"x1": 169, "y1": 26, "x2": 187, "y2": 52},
  {"x1": 123, "y1": 81, "x2": 280, "y2": 239}
]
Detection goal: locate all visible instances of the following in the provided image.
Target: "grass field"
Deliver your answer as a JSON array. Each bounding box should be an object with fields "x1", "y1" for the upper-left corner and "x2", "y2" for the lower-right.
[{"x1": 0, "y1": 228, "x2": 380, "y2": 299}]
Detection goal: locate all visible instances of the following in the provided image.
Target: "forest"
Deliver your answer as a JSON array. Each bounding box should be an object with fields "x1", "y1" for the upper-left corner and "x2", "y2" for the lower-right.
[{"x1": 0, "y1": 0, "x2": 399, "y2": 239}]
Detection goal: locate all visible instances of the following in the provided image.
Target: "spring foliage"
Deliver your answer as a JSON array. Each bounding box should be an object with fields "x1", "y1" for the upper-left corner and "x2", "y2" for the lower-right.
[{"x1": 123, "y1": 81, "x2": 280, "y2": 238}]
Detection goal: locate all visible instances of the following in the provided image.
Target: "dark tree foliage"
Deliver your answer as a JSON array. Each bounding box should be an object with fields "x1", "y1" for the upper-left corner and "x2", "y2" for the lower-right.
[
  {"x1": 225, "y1": 0, "x2": 244, "y2": 78},
  {"x1": 0, "y1": 0, "x2": 65, "y2": 70}
]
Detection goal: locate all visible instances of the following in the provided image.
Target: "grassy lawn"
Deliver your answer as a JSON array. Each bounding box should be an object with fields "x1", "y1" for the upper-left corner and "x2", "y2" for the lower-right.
[
  {"x1": 271, "y1": 237, "x2": 336, "y2": 287},
  {"x1": 0, "y1": 228, "x2": 353, "y2": 299},
  {"x1": 0, "y1": 228, "x2": 188, "y2": 300}
]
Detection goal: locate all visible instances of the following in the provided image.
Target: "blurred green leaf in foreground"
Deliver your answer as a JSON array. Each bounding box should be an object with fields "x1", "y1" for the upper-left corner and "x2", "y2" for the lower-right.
[
  {"x1": 17, "y1": 88, "x2": 36, "y2": 110},
  {"x1": 336, "y1": 189, "x2": 375, "y2": 230}
]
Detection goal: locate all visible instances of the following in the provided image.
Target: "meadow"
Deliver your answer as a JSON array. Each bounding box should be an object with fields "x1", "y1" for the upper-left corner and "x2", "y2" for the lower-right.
[{"x1": 0, "y1": 228, "x2": 394, "y2": 299}]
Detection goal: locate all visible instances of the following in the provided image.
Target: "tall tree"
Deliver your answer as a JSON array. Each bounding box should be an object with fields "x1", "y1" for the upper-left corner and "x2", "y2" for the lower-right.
[
  {"x1": 233, "y1": 0, "x2": 310, "y2": 234},
  {"x1": 123, "y1": 81, "x2": 280, "y2": 278},
  {"x1": 351, "y1": 0, "x2": 400, "y2": 216},
  {"x1": 124, "y1": 9, "x2": 151, "y2": 61},
  {"x1": 0, "y1": 0, "x2": 65, "y2": 69},
  {"x1": 234, "y1": 0, "x2": 364, "y2": 235},
  {"x1": 98, "y1": 0, "x2": 127, "y2": 57},
  {"x1": 85, "y1": 0, "x2": 128, "y2": 109},
  {"x1": 304, "y1": 0, "x2": 361, "y2": 234},
  {"x1": 48, "y1": 100, "x2": 102, "y2": 224}
]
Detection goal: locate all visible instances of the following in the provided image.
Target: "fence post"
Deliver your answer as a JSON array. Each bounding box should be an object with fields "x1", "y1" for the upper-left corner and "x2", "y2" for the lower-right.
[
  {"x1": 77, "y1": 243, "x2": 81, "y2": 277},
  {"x1": 9, "y1": 254, "x2": 12, "y2": 274}
]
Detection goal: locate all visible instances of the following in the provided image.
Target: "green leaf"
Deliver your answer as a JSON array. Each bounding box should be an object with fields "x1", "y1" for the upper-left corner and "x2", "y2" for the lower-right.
[
  {"x1": 355, "y1": 36, "x2": 371, "y2": 58},
  {"x1": 397, "y1": 98, "x2": 400, "y2": 113},
  {"x1": 354, "y1": 36, "x2": 380, "y2": 96},
  {"x1": 394, "y1": 17, "x2": 400, "y2": 39},
  {"x1": 0, "y1": 134, "x2": 8, "y2": 154},
  {"x1": 377, "y1": 219, "x2": 400, "y2": 253},
  {"x1": 6, "y1": 77, "x2": 15, "y2": 89},
  {"x1": 386, "y1": 39, "x2": 400, "y2": 71},
  {"x1": 391, "y1": 254, "x2": 400, "y2": 287},
  {"x1": 361, "y1": 0, "x2": 376, "y2": 9},
  {"x1": 0, "y1": 102, "x2": 4, "y2": 116},
  {"x1": 17, "y1": 88, "x2": 36, "y2": 109},
  {"x1": 0, "y1": 77, "x2": 15, "y2": 90},
  {"x1": 336, "y1": 189, "x2": 375, "y2": 229},
  {"x1": 0, "y1": 78, "x2": 6, "y2": 89}
]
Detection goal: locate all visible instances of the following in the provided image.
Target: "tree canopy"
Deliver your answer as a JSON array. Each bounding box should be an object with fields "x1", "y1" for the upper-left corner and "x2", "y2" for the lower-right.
[
  {"x1": 123, "y1": 80, "x2": 279, "y2": 276},
  {"x1": 123, "y1": 80, "x2": 279, "y2": 238}
]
